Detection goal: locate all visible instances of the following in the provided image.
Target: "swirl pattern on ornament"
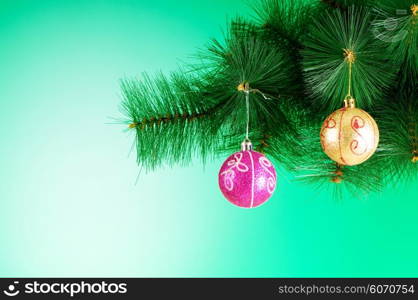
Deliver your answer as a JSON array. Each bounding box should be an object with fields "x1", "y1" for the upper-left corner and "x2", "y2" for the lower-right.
[
  {"x1": 220, "y1": 153, "x2": 249, "y2": 191},
  {"x1": 350, "y1": 116, "x2": 367, "y2": 156},
  {"x1": 259, "y1": 156, "x2": 276, "y2": 194}
]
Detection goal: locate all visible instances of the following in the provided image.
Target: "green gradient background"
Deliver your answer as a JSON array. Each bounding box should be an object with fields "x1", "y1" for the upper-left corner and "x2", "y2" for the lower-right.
[{"x1": 0, "y1": 0, "x2": 417, "y2": 277}]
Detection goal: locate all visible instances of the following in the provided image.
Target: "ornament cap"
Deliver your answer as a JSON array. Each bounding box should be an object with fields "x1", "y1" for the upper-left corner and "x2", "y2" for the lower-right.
[
  {"x1": 344, "y1": 96, "x2": 356, "y2": 108},
  {"x1": 241, "y1": 138, "x2": 253, "y2": 151}
]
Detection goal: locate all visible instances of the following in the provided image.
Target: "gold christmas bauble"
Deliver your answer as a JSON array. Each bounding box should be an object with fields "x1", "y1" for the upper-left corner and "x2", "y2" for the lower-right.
[{"x1": 320, "y1": 98, "x2": 379, "y2": 166}]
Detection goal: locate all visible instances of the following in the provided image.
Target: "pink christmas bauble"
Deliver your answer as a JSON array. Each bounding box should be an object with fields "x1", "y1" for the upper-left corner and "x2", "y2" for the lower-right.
[{"x1": 218, "y1": 150, "x2": 277, "y2": 208}]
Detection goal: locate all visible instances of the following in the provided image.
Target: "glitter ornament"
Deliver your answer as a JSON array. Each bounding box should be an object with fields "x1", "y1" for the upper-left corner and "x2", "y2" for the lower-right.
[
  {"x1": 218, "y1": 140, "x2": 277, "y2": 208},
  {"x1": 320, "y1": 48, "x2": 379, "y2": 166},
  {"x1": 320, "y1": 97, "x2": 379, "y2": 166},
  {"x1": 218, "y1": 82, "x2": 277, "y2": 208}
]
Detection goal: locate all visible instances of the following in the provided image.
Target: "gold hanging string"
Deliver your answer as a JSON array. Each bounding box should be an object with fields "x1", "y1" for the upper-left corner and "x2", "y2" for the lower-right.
[
  {"x1": 343, "y1": 48, "x2": 356, "y2": 98},
  {"x1": 245, "y1": 84, "x2": 250, "y2": 140},
  {"x1": 236, "y1": 82, "x2": 278, "y2": 150},
  {"x1": 237, "y1": 82, "x2": 251, "y2": 140},
  {"x1": 238, "y1": 82, "x2": 277, "y2": 151},
  {"x1": 343, "y1": 49, "x2": 356, "y2": 108}
]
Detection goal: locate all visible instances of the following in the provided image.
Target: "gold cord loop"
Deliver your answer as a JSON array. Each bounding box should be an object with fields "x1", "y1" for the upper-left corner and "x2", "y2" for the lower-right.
[
  {"x1": 237, "y1": 82, "x2": 273, "y2": 100},
  {"x1": 343, "y1": 49, "x2": 356, "y2": 64},
  {"x1": 412, "y1": 4, "x2": 418, "y2": 16},
  {"x1": 344, "y1": 96, "x2": 356, "y2": 108}
]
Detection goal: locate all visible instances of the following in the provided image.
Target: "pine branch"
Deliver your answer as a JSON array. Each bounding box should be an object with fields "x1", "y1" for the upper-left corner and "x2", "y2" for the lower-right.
[
  {"x1": 371, "y1": 0, "x2": 418, "y2": 92},
  {"x1": 252, "y1": 0, "x2": 318, "y2": 52},
  {"x1": 302, "y1": 6, "x2": 397, "y2": 114},
  {"x1": 118, "y1": 0, "x2": 417, "y2": 199},
  {"x1": 194, "y1": 23, "x2": 300, "y2": 139},
  {"x1": 321, "y1": 0, "x2": 344, "y2": 9},
  {"x1": 374, "y1": 92, "x2": 418, "y2": 185},
  {"x1": 120, "y1": 72, "x2": 225, "y2": 170},
  {"x1": 320, "y1": 0, "x2": 372, "y2": 10},
  {"x1": 121, "y1": 22, "x2": 305, "y2": 170},
  {"x1": 293, "y1": 121, "x2": 384, "y2": 198}
]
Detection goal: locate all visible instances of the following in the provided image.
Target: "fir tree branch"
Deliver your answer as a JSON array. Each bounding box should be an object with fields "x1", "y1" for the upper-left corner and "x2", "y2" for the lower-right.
[
  {"x1": 374, "y1": 92, "x2": 418, "y2": 184},
  {"x1": 291, "y1": 116, "x2": 385, "y2": 197},
  {"x1": 320, "y1": 0, "x2": 372, "y2": 10},
  {"x1": 194, "y1": 23, "x2": 300, "y2": 138},
  {"x1": 302, "y1": 6, "x2": 397, "y2": 114},
  {"x1": 127, "y1": 101, "x2": 224, "y2": 131},
  {"x1": 321, "y1": 0, "x2": 343, "y2": 9},
  {"x1": 119, "y1": 0, "x2": 417, "y2": 199},
  {"x1": 120, "y1": 72, "x2": 225, "y2": 170},
  {"x1": 252, "y1": 0, "x2": 317, "y2": 51},
  {"x1": 371, "y1": 0, "x2": 418, "y2": 90}
]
